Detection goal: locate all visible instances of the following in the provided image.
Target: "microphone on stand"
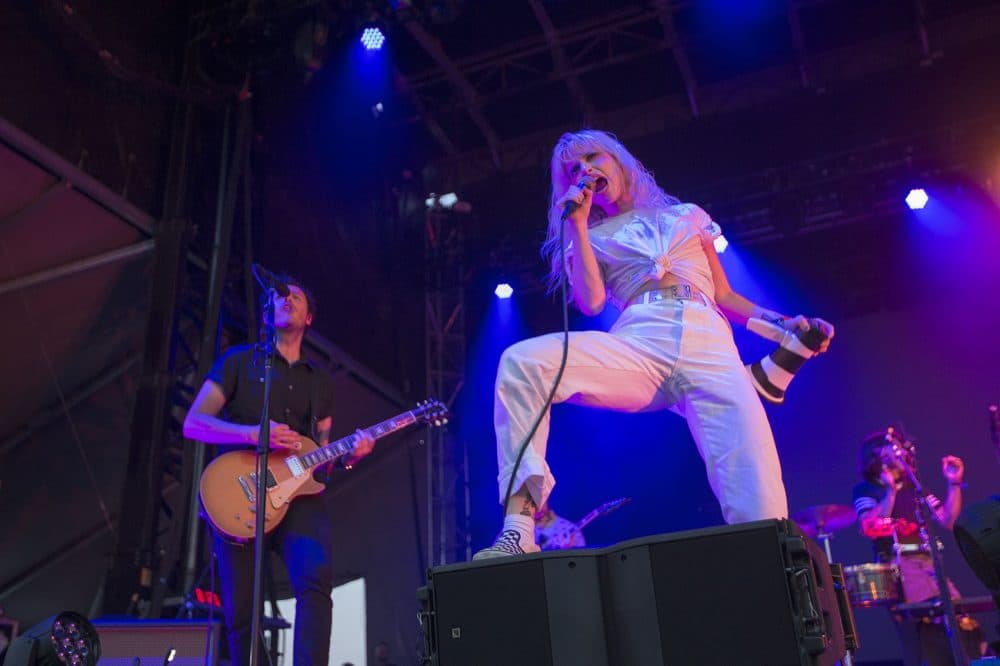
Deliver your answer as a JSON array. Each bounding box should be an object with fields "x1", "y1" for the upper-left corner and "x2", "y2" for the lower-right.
[
  {"x1": 251, "y1": 263, "x2": 290, "y2": 297},
  {"x1": 560, "y1": 175, "x2": 596, "y2": 222}
]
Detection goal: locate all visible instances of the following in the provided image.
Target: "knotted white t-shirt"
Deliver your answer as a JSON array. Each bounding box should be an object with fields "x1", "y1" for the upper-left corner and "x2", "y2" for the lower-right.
[{"x1": 566, "y1": 203, "x2": 722, "y2": 310}]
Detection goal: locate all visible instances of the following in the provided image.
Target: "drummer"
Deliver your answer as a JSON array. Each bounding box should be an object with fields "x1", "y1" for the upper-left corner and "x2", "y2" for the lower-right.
[{"x1": 851, "y1": 426, "x2": 985, "y2": 665}]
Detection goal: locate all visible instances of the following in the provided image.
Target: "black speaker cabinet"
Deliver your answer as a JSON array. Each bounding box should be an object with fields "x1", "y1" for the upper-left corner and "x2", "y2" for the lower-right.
[
  {"x1": 91, "y1": 619, "x2": 221, "y2": 666},
  {"x1": 419, "y1": 519, "x2": 853, "y2": 666}
]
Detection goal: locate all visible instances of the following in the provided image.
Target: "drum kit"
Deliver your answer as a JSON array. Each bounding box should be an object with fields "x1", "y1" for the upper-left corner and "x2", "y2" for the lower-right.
[
  {"x1": 792, "y1": 426, "x2": 992, "y2": 665},
  {"x1": 791, "y1": 503, "x2": 903, "y2": 609}
]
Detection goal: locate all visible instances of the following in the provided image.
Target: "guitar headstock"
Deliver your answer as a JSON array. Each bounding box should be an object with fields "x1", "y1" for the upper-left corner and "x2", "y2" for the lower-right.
[
  {"x1": 596, "y1": 496, "x2": 632, "y2": 516},
  {"x1": 414, "y1": 399, "x2": 449, "y2": 427}
]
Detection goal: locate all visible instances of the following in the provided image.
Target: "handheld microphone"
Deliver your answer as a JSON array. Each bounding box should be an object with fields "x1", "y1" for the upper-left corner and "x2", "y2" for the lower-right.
[
  {"x1": 560, "y1": 175, "x2": 596, "y2": 222},
  {"x1": 251, "y1": 263, "x2": 290, "y2": 297}
]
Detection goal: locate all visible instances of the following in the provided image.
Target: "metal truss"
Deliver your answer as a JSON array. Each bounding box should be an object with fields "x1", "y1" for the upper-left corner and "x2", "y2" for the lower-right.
[
  {"x1": 414, "y1": 1, "x2": 1000, "y2": 188},
  {"x1": 424, "y1": 204, "x2": 471, "y2": 566},
  {"x1": 684, "y1": 115, "x2": 1000, "y2": 245}
]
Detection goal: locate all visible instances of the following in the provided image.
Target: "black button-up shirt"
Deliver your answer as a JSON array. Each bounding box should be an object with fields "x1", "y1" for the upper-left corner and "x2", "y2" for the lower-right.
[{"x1": 207, "y1": 344, "x2": 333, "y2": 438}]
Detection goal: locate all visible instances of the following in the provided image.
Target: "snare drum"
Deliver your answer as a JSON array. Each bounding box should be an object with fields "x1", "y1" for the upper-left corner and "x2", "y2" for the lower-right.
[{"x1": 843, "y1": 563, "x2": 901, "y2": 607}]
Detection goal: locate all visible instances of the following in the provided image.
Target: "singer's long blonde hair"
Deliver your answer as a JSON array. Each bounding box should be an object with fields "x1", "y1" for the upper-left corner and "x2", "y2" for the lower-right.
[{"x1": 540, "y1": 129, "x2": 678, "y2": 294}]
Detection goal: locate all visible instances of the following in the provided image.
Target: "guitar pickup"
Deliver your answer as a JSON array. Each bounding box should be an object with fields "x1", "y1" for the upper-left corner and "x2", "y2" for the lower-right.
[
  {"x1": 285, "y1": 456, "x2": 305, "y2": 477},
  {"x1": 246, "y1": 470, "x2": 278, "y2": 492},
  {"x1": 238, "y1": 475, "x2": 255, "y2": 503}
]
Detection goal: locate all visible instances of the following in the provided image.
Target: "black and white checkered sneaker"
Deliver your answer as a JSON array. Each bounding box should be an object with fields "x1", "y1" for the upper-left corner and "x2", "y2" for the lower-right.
[{"x1": 472, "y1": 529, "x2": 539, "y2": 560}]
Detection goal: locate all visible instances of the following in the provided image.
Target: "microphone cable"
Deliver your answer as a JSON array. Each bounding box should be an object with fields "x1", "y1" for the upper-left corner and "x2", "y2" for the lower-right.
[{"x1": 501, "y1": 181, "x2": 591, "y2": 516}]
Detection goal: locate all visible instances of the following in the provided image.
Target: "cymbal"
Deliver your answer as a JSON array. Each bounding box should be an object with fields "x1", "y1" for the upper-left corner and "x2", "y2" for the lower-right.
[{"x1": 791, "y1": 504, "x2": 856, "y2": 537}]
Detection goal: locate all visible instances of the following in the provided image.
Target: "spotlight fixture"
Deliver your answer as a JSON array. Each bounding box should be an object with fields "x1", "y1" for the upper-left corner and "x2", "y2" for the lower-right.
[
  {"x1": 494, "y1": 283, "x2": 513, "y2": 299},
  {"x1": 1, "y1": 611, "x2": 101, "y2": 666},
  {"x1": 905, "y1": 188, "x2": 928, "y2": 210},
  {"x1": 360, "y1": 26, "x2": 385, "y2": 51}
]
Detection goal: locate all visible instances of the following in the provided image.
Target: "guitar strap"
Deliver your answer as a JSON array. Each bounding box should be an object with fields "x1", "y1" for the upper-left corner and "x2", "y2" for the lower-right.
[
  {"x1": 307, "y1": 364, "x2": 319, "y2": 440},
  {"x1": 307, "y1": 363, "x2": 332, "y2": 484}
]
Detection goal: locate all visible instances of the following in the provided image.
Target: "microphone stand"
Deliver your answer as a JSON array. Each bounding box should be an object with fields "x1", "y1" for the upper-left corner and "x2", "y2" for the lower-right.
[
  {"x1": 248, "y1": 280, "x2": 277, "y2": 666},
  {"x1": 893, "y1": 451, "x2": 968, "y2": 666}
]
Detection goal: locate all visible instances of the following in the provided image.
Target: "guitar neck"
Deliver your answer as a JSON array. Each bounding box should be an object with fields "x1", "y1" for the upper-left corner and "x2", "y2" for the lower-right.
[
  {"x1": 296, "y1": 410, "x2": 419, "y2": 470},
  {"x1": 574, "y1": 499, "x2": 629, "y2": 532},
  {"x1": 575, "y1": 510, "x2": 602, "y2": 532}
]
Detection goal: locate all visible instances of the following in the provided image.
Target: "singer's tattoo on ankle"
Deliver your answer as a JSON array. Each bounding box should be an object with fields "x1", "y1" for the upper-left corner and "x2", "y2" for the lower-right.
[{"x1": 519, "y1": 497, "x2": 538, "y2": 517}]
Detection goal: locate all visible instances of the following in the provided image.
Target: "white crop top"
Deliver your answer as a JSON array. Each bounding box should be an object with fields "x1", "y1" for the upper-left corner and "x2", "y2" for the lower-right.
[{"x1": 566, "y1": 203, "x2": 722, "y2": 310}]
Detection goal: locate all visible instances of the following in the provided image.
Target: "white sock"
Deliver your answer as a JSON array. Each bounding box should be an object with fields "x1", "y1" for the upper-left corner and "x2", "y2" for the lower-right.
[{"x1": 502, "y1": 514, "x2": 536, "y2": 547}]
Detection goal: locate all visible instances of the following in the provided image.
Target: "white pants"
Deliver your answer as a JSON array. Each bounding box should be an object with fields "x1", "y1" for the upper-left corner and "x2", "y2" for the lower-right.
[{"x1": 494, "y1": 296, "x2": 788, "y2": 525}]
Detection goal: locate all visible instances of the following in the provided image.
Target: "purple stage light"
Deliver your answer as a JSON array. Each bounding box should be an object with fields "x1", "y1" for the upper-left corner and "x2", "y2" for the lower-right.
[
  {"x1": 905, "y1": 188, "x2": 928, "y2": 210},
  {"x1": 360, "y1": 27, "x2": 385, "y2": 51},
  {"x1": 494, "y1": 283, "x2": 513, "y2": 299}
]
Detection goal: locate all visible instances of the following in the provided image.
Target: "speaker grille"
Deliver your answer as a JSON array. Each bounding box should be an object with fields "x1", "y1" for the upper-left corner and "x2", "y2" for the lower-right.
[{"x1": 92, "y1": 619, "x2": 220, "y2": 666}]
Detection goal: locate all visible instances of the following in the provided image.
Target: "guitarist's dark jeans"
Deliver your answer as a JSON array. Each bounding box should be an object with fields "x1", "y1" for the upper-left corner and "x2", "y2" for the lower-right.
[{"x1": 214, "y1": 493, "x2": 335, "y2": 666}]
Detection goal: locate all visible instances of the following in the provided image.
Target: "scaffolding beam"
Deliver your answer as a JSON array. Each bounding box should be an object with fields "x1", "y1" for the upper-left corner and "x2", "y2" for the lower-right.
[{"x1": 424, "y1": 205, "x2": 469, "y2": 566}]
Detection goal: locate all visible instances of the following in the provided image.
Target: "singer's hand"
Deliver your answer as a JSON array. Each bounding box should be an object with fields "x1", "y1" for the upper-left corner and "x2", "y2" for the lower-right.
[
  {"x1": 941, "y1": 455, "x2": 964, "y2": 484},
  {"x1": 556, "y1": 181, "x2": 594, "y2": 228}
]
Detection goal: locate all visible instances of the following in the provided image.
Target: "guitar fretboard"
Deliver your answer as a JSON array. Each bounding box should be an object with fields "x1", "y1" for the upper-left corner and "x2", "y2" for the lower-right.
[{"x1": 298, "y1": 411, "x2": 418, "y2": 470}]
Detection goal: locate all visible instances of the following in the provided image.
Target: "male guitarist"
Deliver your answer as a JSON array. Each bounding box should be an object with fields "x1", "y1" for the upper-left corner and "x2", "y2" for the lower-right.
[{"x1": 183, "y1": 276, "x2": 374, "y2": 666}]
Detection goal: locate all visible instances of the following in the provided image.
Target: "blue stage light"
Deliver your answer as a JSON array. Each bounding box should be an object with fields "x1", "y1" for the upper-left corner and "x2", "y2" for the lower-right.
[
  {"x1": 494, "y1": 283, "x2": 513, "y2": 299},
  {"x1": 713, "y1": 234, "x2": 729, "y2": 254},
  {"x1": 905, "y1": 188, "x2": 928, "y2": 210},
  {"x1": 360, "y1": 27, "x2": 385, "y2": 51}
]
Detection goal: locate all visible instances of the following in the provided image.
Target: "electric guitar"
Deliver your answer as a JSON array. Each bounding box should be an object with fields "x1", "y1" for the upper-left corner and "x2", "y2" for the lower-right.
[
  {"x1": 199, "y1": 399, "x2": 448, "y2": 541},
  {"x1": 536, "y1": 496, "x2": 632, "y2": 550}
]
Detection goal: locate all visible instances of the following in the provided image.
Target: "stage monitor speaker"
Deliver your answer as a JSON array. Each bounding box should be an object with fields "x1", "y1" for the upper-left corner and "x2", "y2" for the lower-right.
[
  {"x1": 419, "y1": 519, "x2": 850, "y2": 666},
  {"x1": 91, "y1": 618, "x2": 220, "y2": 666}
]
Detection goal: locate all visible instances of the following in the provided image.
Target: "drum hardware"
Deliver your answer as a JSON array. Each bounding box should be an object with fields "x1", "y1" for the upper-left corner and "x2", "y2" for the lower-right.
[
  {"x1": 790, "y1": 503, "x2": 856, "y2": 562},
  {"x1": 879, "y1": 429, "x2": 969, "y2": 666},
  {"x1": 842, "y1": 563, "x2": 901, "y2": 607},
  {"x1": 892, "y1": 595, "x2": 997, "y2": 619}
]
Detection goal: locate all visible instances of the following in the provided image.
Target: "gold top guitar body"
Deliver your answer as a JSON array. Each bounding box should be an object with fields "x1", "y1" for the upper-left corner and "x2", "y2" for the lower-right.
[{"x1": 199, "y1": 400, "x2": 447, "y2": 541}]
